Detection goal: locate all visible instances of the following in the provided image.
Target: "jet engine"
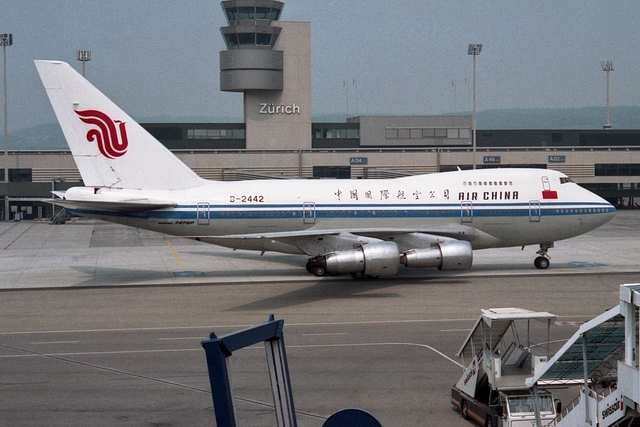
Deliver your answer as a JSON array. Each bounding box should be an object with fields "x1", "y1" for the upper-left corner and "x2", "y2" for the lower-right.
[
  {"x1": 306, "y1": 241, "x2": 399, "y2": 277},
  {"x1": 399, "y1": 240, "x2": 473, "y2": 270}
]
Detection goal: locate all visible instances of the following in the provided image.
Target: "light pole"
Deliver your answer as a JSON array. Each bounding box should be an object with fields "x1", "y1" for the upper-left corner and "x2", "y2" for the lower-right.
[
  {"x1": 601, "y1": 61, "x2": 613, "y2": 130},
  {"x1": 1, "y1": 33, "x2": 12, "y2": 221},
  {"x1": 77, "y1": 50, "x2": 91, "y2": 77},
  {"x1": 468, "y1": 43, "x2": 482, "y2": 169}
]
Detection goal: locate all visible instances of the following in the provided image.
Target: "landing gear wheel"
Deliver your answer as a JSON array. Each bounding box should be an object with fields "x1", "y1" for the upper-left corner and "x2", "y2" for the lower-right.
[
  {"x1": 534, "y1": 256, "x2": 550, "y2": 269},
  {"x1": 535, "y1": 242, "x2": 554, "y2": 270},
  {"x1": 351, "y1": 271, "x2": 365, "y2": 279},
  {"x1": 313, "y1": 266, "x2": 326, "y2": 277}
]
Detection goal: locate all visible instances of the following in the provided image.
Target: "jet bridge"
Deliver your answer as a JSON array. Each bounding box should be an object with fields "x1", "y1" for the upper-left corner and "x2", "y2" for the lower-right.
[{"x1": 525, "y1": 284, "x2": 640, "y2": 427}]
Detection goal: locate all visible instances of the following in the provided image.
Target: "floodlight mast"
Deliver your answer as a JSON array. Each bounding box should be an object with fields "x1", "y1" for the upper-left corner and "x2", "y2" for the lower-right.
[
  {"x1": 601, "y1": 61, "x2": 613, "y2": 130},
  {"x1": 468, "y1": 44, "x2": 482, "y2": 169},
  {"x1": 1, "y1": 33, "x2": 12, "y2": 221},
  {"x1": 77, "y1": 50, "x2": 91, "y2": 77}
]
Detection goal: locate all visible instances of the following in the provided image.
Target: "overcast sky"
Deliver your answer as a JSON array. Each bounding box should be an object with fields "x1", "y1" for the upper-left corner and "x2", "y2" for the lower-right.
[{"x1": 1, "y1": 0, "x2": 639, "y2": 133}]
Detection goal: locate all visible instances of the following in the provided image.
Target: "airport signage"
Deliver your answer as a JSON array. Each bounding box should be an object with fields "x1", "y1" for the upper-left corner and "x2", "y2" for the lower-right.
[
  {"x1": 548, "y1": 155, "x2": 566, "y2": 163},
  {"x1": 259, "y1": 102, "x2": 301, "y2": 115},
  {"x1": 350, "y1": 157, "x2": 368, "y2": 165},
  {"x1": 483, "y1": 156, "x2": 501, "y2": 164}
]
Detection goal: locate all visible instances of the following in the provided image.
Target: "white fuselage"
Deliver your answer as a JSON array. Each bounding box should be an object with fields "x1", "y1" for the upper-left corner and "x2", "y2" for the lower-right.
[
  {"x1": 64, "y1": 168, "x2": 615, "y2": 255},
  {"x1": 36, "y1": 60, "x2": 615, "y2": 275}
]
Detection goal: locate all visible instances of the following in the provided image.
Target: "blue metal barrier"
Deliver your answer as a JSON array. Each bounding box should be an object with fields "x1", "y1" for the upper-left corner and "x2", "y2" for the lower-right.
[{"x1": 201, "y1": 315, "x2": 297, "y2": 427}]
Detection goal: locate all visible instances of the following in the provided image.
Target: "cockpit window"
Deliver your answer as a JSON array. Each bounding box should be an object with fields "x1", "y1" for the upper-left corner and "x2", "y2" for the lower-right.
[{"x1": 560, "y1": 177, "x2": 574, "y2": 184}]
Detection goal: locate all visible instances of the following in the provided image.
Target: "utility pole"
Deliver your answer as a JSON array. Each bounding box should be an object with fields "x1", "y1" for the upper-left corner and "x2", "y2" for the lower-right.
[
  {"x1": 1, "y1": 33, "x2": 13, "y2": 221},
  {"x1": 601, "y1": 61, "x2": 613, "y2": 130},
  {"x1": 77, "y1": 50, "x2": 91, "y2": 77},
  {"x1": 468, "y1": 44, "x2": 482, "y2": 169}
]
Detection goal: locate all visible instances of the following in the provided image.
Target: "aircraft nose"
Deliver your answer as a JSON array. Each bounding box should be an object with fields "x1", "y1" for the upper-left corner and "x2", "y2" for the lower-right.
[
  {"x1": 580, "y1": 189, "x2": 616, "y2": 229},
  {"x1": 603, "y1": 205, "x2": 616, "y2": 222},
  {"x1": 596, "y1": 201, "x2": 616, "y2": 226}
]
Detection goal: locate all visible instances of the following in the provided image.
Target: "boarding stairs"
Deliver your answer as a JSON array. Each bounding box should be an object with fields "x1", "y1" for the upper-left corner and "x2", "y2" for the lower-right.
[
  {"x1": 555, "y1": 385, "x2": 640, "y2": 427},
  {"x1": 528, "y1": 284, "x2": 640, "y2": 427},
  {"x1": 50, "y1": 208, "x2": 69, "y2": 224}
]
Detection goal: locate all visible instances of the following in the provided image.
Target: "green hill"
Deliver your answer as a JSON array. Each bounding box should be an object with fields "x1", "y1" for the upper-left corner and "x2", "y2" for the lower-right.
[{"x1": 477, "y1": 106, "x2": 640, "y2": 130}]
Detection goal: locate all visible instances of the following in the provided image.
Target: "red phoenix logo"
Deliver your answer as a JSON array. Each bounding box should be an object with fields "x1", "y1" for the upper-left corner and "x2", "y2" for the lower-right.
[{"x1": 75, "y1": 110, "x2": 129, "y2": 159}]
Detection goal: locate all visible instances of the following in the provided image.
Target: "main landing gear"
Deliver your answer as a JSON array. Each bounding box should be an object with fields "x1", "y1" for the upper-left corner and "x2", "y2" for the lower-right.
[{"x1": 534, "y1": 242, "x2": 553, "y2": 269}]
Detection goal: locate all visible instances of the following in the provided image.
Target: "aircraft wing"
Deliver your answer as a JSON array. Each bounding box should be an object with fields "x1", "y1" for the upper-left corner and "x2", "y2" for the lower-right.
[
  {"x1": 45, "y1": 198, "x2": 177, "y2": 213},
  {"x1": 197, "y1": 224, "x2": 497, "y2": 256}
]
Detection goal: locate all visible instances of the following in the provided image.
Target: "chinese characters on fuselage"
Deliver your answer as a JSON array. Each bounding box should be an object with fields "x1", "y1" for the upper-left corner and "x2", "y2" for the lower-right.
[
  {"x1": 334, "y1": 188, "x2": 446, "y2": 201},
  {"x1": 333, "y1": 188, "x2": 519, "y2": 202}
]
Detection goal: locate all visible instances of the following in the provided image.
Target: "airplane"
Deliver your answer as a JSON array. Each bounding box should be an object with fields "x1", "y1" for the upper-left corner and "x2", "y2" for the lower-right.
[{"x1": 35, "y1": 60, "x2": 616, "y2": 279}]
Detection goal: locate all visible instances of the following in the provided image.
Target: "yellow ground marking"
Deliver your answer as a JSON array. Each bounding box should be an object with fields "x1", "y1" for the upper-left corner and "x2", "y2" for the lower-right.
[{"x1": 165, "y1": 239, "x2": 186, "y2": 268}]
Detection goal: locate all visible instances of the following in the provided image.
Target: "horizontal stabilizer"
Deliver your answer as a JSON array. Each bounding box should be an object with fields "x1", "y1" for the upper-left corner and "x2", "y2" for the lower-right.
[{"x1": 46, "y1": 198, "x2": 176, "y2": 213}]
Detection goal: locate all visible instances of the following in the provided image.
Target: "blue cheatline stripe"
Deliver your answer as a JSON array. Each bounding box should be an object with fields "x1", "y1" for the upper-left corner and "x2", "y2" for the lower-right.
[
  {"x1": 179, "y1": 201, "x2": 611, "y2": 210},
  {"x1": 69, "y1": 202, "x2": 614, "y2": 221}
]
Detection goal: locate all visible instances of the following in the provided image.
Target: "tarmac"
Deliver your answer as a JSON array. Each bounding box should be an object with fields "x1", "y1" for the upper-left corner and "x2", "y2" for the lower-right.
[
  {"x1": 1, "y1": 210, "x2": 639, "y2": 289},
  {"x1": 1, "y1": 211, "x2": 639, "y2": 427}
]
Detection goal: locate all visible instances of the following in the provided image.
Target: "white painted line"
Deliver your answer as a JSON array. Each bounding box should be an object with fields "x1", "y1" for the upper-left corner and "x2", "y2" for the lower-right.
[
  {"x1": 4, "y1": 341, "x2": 462, "y2": 368},
  {"x1": 288, "y1": 342, "x2": 464, "y2": 368},
  {"x1": 301, "y1": 333, "x2": 348, "y2": 336},
  {"x1": 158, "y1": 337, "x2": 204, "y2": 341},
  {"x1": 0, "y1": 348, "x2": 201, "y2": 358},
  {"x1": 30, "y1": 341, "x2": 80, "y2": 345}
]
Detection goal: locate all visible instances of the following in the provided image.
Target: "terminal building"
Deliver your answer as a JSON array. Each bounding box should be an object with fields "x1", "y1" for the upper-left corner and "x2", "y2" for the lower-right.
[{"x1": 1, "y1": 0, "x2": 639, "y2": 220}]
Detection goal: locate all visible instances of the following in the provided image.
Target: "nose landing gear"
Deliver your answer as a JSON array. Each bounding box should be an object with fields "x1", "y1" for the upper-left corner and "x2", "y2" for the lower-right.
[{"x1": 534, "y1": 243, "x2": 553, "y2": 269}]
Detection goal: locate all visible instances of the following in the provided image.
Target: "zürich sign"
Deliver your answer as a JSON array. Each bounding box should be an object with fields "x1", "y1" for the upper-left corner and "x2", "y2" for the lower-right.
[{"x1": 259, "y1": 103, "x2": 301, "y2": 115}]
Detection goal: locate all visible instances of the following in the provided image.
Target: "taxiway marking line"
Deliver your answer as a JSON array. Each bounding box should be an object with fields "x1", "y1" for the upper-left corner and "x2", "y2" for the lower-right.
[
  {"x1": 287, "y1": 342, "x2": 464, "y2": 368},
  {"x1": 301, "y1": 333, "x2": 349, "y2": 336},
  {"x1": 0, "y1": 315, "x2": 605, "y2": 336},
  {"x1": 30, "y1": 341, "x2": 80, "y2": 345},
  {"x1": 0, "y1": 341, "x2": 326, "y2": 421},
  {"x1": 165, "y1": 239, "x2": 186, "y2": 268},
  {"x1": 3, "y1": 223, "x2": 36, "y2": 250},
  {"x1": 158, "y1": 337, "x2": 204, "y2": 341}
]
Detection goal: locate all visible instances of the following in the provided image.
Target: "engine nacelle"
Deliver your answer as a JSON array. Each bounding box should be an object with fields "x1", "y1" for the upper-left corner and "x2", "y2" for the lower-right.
[
  {"x1": 400, "y1": 240, "x2": 473, "y2": 270},
  {"x1": 307, "y1": 241, "x2": 399, "y2": 277}
]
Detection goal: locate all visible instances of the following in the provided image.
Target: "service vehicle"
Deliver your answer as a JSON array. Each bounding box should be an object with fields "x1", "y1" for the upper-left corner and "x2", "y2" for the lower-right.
[{"x1": 451, "y1": 308, "x2": 559, "y2": 427}]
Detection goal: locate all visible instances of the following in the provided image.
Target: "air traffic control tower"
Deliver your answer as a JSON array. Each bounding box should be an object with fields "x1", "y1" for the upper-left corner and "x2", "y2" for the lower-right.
[{"x1": 219, "y1": 1, "x2": 311, "y2": 150}]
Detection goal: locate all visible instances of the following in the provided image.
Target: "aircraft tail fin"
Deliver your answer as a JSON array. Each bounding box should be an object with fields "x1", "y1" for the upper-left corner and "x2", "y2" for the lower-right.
[{"x1": 35, "y1": 60, "x2": 205, "y2": 191}]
